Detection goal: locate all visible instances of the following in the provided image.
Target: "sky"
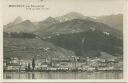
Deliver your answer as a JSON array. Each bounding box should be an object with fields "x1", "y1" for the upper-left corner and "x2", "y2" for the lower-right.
[{"x1": 1, "y1": 0, "x2": 125, "y2": 24}]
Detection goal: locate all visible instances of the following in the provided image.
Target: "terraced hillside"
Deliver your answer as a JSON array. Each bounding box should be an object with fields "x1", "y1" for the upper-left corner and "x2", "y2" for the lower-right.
[{"x1": 4, "y1": 37, "x2": 75, "y2": 59}]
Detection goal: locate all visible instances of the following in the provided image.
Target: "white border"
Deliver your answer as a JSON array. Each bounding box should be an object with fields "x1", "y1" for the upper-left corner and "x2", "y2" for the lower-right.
[
  {"x1": 0, "y1": 0, "x2": 3, "y2": 82},
  {"x1": 0, "y1": 0, "x2": 127, "y2": 82}
]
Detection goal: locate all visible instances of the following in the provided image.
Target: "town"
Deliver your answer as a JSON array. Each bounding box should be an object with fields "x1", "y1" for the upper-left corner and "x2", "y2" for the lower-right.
[{"x1": 3, "y1": 52, "x2": 123, "y2": 72}]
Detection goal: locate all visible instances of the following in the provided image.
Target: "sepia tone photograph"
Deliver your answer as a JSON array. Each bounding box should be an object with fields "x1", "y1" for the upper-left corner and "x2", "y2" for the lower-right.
[{"x1": 1, "y1": 0, "x2": 126, "y2": 81}]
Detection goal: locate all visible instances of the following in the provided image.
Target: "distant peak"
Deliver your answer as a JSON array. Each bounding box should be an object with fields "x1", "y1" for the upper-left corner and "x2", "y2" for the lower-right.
[
  {"x1": 44, "y1": 16, "x2": 58, "y2": 23},
  {"x1": 24, "y1": 20, "x2": 31, "y2": 22},
  {"x1": 13, "y1": 16, "x2": 23, "y2": 24},
  {"x1": 21, "y1": 20, "x2": 32, "y2": 24},
  {"x1": 55, "y1": 12, "x2": 86, "y2": 22},
  {"x1": 66, "y1": 12, "x2": 83, "y2": 15},
  {"x1": 64, "y1": 11, "x2": 85, "y2": 17},
  {"x1": 15, "y1": 16, "x2": 22, "y2": 20},
  {"x1": 46, "y1": 16, "x2": 54, "y2": 20}
]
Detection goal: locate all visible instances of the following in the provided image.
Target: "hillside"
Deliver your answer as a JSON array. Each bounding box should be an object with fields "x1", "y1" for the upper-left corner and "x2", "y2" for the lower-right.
[
  {"x1": 96, "y1": 14, "x2": 123, "y2": 32},
  {"x1": 43, "y1": 29, "x2": 123, "y2": 57},
  {"x1": 4, "y1": 37, "x2": 75, "y2": 59},
  {"x1": 35, "y1": 17, "x2": 59, "y2": 34},
  {"x1": 4, "y1": 20, "x2": 37, "y2": 33}
]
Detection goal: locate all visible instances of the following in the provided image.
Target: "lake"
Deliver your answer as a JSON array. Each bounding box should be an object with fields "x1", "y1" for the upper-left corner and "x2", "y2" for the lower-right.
[{"x1": 3, "y1": 71, "x2": 123, "y2": 79}]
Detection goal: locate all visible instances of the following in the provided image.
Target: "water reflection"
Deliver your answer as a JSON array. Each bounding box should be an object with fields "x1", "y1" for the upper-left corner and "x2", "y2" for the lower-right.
[
  {"x1": 4, "y1": 71, "x2": 123, "y2": 79},
  {"x1": 28, "y1": 73, "x2": 30, "y2": 79},
  {"x1": 32, "y1": 73, "x2": 35, "y2": 79}
]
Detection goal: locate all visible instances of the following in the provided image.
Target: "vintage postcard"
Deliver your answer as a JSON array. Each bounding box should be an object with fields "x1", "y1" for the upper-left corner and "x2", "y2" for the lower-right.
[{"x1": 0, "y1": 0, "x2": 127, "y2": 82}]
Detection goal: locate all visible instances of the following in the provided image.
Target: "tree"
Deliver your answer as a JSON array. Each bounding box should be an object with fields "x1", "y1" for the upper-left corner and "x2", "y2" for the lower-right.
[
  {"x1": 28, "y1": 63, "x2": 31, "y2": 71},
  {"x1": 32, "y1": 58, "x2": 35, "y2": 71}
]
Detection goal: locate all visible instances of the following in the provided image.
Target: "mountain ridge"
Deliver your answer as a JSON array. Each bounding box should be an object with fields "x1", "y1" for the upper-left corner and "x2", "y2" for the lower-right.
[
  {"x1": 35, "y1": 18, "x2": 122, "y2": 38},
  {"x1": 4, "y1": 20, "x2": 37, "y2": 33},
  {"x1": 4, "y1": 12, "x2": 123, "y2": 33}
]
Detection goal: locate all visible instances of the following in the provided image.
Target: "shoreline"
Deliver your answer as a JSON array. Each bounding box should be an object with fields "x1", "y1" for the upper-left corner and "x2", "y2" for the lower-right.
[{"x1": 3, "y1": 70, "x2": 123, "y2": 73}]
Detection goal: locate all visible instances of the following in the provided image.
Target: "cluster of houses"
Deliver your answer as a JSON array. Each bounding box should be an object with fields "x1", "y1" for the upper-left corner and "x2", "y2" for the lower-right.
[{"x1": 3, "y1": 52, "x2": 123, "y2": 72}]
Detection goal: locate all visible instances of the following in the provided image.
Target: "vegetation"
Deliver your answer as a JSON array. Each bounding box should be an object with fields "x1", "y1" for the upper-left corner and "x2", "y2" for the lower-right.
[
  {"x1": 44, "y1": 29, "x2": 123, "y2": 57},
  {"x1": 3, "y1": 37, "x2": 75, "y2": 59},
  {"x1": 3, "y1": 32, "x2": 36, "y2": 38},
  {"x1": 32, "y1": 58, "x2": 35, "y2": 70}
]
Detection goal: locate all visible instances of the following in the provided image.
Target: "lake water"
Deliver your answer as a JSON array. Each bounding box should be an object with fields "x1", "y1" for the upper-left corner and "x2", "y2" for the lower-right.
[{"x1": 3, "y1": 71, "x2": 123, "y2": 79}]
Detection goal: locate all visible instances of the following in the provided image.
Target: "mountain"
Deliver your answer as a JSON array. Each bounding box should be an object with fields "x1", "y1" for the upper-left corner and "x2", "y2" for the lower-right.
[
  {"x1": 4, "y1": 20, "x2": 37, "y2": 33},
  {"x1": 35, "y1": 17, "x2": 59, "y2": 34},
  {"x1": 13, "y1": 17, "x2": 23, "y2": 24},
  {"x1": 55, "y1": 12, "x2": 123, "y2": 32},
  {"x1": 4, "y1": 12, "x2": 123, "y2": 34},
  {"x1": 3, "y1": 12, "x2": 123, "y2": 59},
  {"x1": 4, "y1": 17, "x2": 23, "y2": 29},
  {"x1": 43, "y1": 29, "x2": 123, "y2": 57},
  {"x1": 96, "y1": 14, "x2": 123, "y2": 32},
  {"x1": 35, "y1": 19, "x2": 122, "y2": 38},
  {"x1": 55, "y1": 12, "x2": 87, "y2": 22},
  {"x1": 34, "y1": 12, "x2": 94, "y2": 36}
]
